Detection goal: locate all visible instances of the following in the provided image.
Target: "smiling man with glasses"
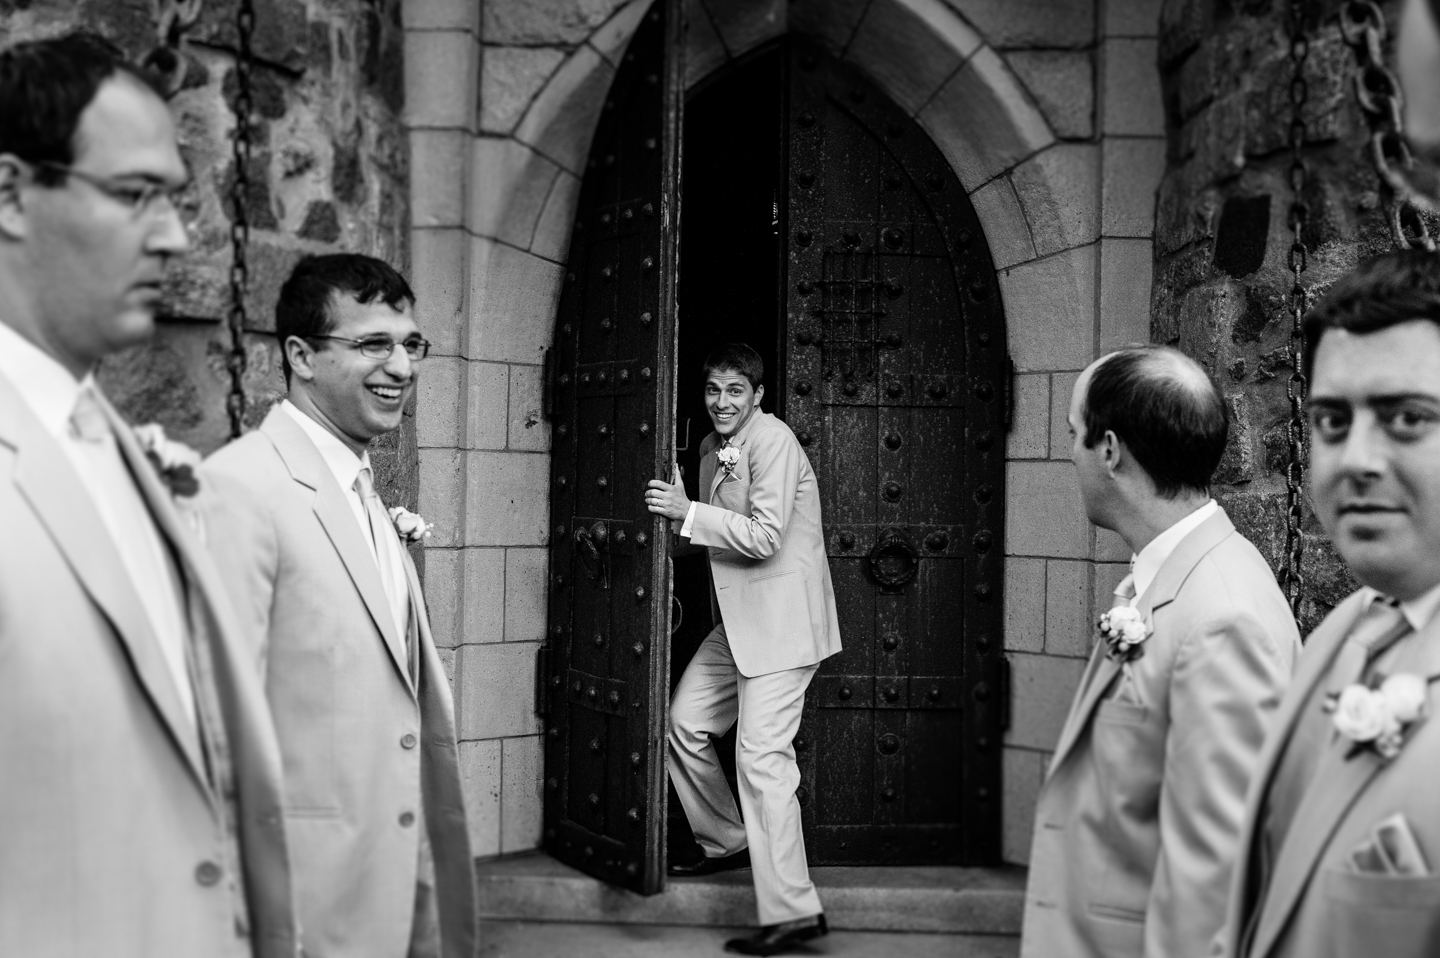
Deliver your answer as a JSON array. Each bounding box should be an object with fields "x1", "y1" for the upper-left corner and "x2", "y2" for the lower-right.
[{"x1": 202, "y1": 253, "x2": 476, "y2": 958}]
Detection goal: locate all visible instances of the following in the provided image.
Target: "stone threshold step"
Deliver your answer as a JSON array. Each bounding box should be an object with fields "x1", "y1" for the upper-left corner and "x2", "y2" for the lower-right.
[
  {"x1": 478, "y1": 920, "x2": 1020, "y2": 958},
  {"x1": 476, "y1": 853, "x2": 1026, "y2": 935}
]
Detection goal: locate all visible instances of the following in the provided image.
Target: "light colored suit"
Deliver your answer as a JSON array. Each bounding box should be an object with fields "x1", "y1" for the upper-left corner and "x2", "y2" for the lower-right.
[
  {"x1": 0, "y1": 370, "x2": 297, "y2": 958},
  {"x1": 670, "y1": 410, "x2": 841, "y2": 925},
  {"x1": 689, "y1": 411, "x2": 842, "y2": 677},
  {"x1": 1221, "y1": 590, "x2": 1440, "y2": 958},
  {"x1": 203, "y1": 406, "x2": 476, "y2": 958},
  {"x1": 1022, "y1": 509, "x2": 1300, "y2": 958}
]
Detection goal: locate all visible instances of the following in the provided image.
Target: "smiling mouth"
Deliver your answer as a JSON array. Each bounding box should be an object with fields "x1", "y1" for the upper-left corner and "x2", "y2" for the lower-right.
[
  {"x1": 1338, "y1": 504, "x2": 1402, "y2": 516},
  {"x1": 368, "y1": 384, "x2": 404, "y2": 402}
]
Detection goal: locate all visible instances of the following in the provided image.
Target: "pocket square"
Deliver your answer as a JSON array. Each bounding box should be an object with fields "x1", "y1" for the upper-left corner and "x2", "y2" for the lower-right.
[
  {"x1": 1349, "y1": 814, "x2": 1430, "y2": 876},
  {"x1": 1375, "y1": 813, "x2": 1430, "y2": 877}
]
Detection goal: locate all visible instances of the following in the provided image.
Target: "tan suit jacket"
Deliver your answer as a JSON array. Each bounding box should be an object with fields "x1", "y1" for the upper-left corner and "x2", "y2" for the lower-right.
[
  {"x1": 204, "y1": 406, "x2": 476, "y2": 958},
  {"x1": 1221, "y1": 590, "x2": 1440, "y2": 958},
  {"x1": 689, "y1": 411, "x2": 841, "y2": 677},
  {"x1": 1022, "y1": 509, "x2": 1300, "y2": 958},
  {"x1": 0, "y1": 371, "x2": 297, "y2": 958}
]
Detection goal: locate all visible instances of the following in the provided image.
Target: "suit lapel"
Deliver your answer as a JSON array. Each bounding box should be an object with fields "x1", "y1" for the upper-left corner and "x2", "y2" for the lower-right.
[
  {"x1": 1249, "y1": 599, "x2": 1440, "y2": 958},
  {"x1": 262, "y1": 409, "x2": 414, "y2": 694},
  {"x1": 1047, "y1": 509, "x2": 1236, "y2": 777},
  {"x1": 0, "y1": 373, "x2": 209, "y2": 791}
]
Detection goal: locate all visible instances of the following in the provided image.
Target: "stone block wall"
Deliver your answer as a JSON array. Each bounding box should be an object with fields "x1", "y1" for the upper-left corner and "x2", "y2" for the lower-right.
[
  {"x1": 0, "y1": 0, "x2": 417, "y2": 508},
  {"x1": 1153, "y1": 0, "x2": 1419, "y2": 631}
]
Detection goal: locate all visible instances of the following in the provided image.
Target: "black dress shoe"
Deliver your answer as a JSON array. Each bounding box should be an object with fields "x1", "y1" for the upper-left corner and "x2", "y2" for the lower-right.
[
  {"x1": 724, "y1": 914, "x2": 828, "y2": 956},
  {"x1": 667, "y1": 847, "x2": 751, "y2": 877}
]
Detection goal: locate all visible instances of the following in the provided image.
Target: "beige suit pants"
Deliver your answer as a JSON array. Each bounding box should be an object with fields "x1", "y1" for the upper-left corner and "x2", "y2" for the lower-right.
[{"x1": 668, "y1": 624, "x2": 823, "y2": 926}]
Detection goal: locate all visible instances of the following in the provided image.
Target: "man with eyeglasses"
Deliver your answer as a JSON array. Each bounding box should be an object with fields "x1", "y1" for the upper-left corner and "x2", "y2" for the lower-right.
[
  {"x1": 202, "y1": 254, "x2": 476, "y2": 958},
  {"x1": 0, "y1": 32, "x2": 300, "y2": 958}
]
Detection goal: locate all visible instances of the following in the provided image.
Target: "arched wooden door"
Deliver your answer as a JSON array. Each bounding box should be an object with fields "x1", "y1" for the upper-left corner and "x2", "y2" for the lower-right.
[{"x1": 783, "y1": 39, "x2": 1010, "y2": 866}]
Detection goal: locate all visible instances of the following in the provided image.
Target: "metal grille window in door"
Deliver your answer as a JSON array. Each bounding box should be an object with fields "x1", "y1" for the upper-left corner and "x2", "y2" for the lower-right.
[{"x1": 539, "y1": 2, "x2": 682, "y2": 896}]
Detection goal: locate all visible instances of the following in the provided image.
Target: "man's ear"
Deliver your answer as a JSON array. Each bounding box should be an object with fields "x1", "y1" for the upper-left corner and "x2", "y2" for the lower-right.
[
  {"x1": 284, "y1": 335, "x2": 317, "y2": 383},
  {"x1": 0, "y1": 155, "x2": 30, "y2": 240},
  {"x1": 753, "y1": 384, "x2": 764, "y2": 407},
  {"x1": 1102, "y1": 429, "x2": 1125, "y2": 477}
]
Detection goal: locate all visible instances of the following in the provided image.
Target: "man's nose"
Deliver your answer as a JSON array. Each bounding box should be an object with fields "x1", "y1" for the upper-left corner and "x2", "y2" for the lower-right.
[
  {"x1": 145, "y1": 203, "x2": 190, "y2": 257},
  {"x1": 383, "y1": 345, "x2": 415, "y2": 379},
  {"x1": 1337, "y1": 415, "x2": 1387, "y2": 480}
]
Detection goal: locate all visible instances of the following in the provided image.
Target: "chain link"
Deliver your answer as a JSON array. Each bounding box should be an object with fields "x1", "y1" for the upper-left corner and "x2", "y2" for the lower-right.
[
  {"x1": 225, "y1": 0, "x2": 255, "y2": 439},
  {"x1": 1281, "y1": 0, "x2": 1310, "y2": 618},
  {"x1": 1341, "y1": 0, "x2": 1436, "y2": 250}
]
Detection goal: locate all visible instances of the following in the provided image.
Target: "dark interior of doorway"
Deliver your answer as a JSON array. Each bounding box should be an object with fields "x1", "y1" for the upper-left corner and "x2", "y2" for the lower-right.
[{"x1": 667, "y1": 44, "x2": 785, "y2": 858}]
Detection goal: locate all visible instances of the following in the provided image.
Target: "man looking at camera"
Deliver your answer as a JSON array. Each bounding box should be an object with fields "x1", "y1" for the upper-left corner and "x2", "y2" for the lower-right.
[{"x1": 645, "y1": 343, "x2": 842, "y2": 957}]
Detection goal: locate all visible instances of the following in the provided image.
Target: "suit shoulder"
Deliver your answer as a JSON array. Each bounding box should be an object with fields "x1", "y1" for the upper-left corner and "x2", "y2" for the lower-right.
[
  {"x1": 749, "y1": 413, "x2": 800, "y2": 450},
  {"x1": 203, "y1": 431, "x2": 286, "y2": 488}
]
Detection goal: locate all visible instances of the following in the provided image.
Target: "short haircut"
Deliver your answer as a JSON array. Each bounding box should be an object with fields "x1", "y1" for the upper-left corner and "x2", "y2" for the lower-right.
[
  {"x1": 1302, "y1": 249, "x2": 1440, "y2": 379},
  {"x1": 1082, "y1": 345, "x2": 1229, "y2": 499},
  {"x1": 702, "y1": 343, "x2": 764, "y2": 390},
  {"x1": 275, "y1": 253, "x2": 416, "y2": 383},
  {"x1": 0, "y1": 32, "x2": 163, "y2": 186}
]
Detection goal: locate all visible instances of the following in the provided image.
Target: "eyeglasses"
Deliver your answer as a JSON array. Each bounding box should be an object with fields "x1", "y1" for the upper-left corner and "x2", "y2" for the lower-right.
[
  {"x1": 307, "y1": 334, "x2": 431, "y2": 362},
  {"x1": 33, "y1": 161, "x2": 187, "y2": 218}
]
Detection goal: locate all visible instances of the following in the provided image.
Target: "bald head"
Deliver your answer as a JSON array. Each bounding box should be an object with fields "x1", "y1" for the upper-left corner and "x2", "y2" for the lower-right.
[{"x1": 1076, "y1": 345, "x2": 1228, "y2": 498}]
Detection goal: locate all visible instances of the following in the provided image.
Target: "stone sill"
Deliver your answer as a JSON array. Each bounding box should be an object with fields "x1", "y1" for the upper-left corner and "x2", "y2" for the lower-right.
[{"x1": 475, "y1": 853, "x2": 1026, "y2": 935}]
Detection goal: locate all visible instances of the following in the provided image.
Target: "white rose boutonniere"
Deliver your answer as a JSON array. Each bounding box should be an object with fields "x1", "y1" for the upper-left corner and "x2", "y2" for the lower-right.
[
  {"x1": 1326, "y1": 673, "x2": 1428, "y2": 760},
  {"x1": 388, "y1": 506, "x2": 434, "y2": 544},
  {"x1": 1097, "y1": 606, "x2": 1152, "y2": 664},
  {"x1": 133, "y1": 423, "x2": 201, "y2": 498},
  {"x1": 716, "y1": 445, "x2": 740, "y2": 477}
]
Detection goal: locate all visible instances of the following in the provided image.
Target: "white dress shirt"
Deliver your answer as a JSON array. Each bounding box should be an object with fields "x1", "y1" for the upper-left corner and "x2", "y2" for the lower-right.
[
  {"x1": 1129, "y1": 499, "x2": 1220, "y2": 606},
  {"x1": 0, "y1": 321, "x2": 194, "y2": 725},
  {"x1": 279, "y1": 401, "x2": 410, "y2": 641},
  {"x1": 1358, "y1": 580, "x2": 1440, "y2": 633}
]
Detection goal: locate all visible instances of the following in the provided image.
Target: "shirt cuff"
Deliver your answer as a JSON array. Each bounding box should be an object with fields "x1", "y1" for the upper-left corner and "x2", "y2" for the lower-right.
[{"x1": 679, "y1": 501, "x2": 697, "y2": 539}]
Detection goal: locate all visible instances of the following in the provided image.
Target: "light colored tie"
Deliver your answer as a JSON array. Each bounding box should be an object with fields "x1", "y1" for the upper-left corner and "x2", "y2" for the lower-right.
[
  {"x1": 69, "y1": 385, "x2": 195, "y2": 726},
  {"x1": 355, "y1": 466, "x2": 410, "y2": 650},
  {"x1": 1112, "y1": 572, "x2": 1137, "y2": 610}
]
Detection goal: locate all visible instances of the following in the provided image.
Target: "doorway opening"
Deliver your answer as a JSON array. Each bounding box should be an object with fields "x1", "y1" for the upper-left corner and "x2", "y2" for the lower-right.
[{"x1": 668, "y1": 43, "x2": 786, "y2": 860}]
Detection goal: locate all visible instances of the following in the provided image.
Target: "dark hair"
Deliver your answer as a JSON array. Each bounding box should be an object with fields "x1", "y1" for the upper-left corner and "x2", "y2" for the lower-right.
[
  {"x1": 275, "y1": 254, "x2": 416, "y2": 383},
  {"x1": 1302, "y1": 249, "x2": 1440, "y2": 379},
  {"x1": 701, "y1": 343, "x2": 764, "y2": 390},
  {"x1": 1082, "y1": 345, "x2": 1229, "y2": 498},
  {"x1": 0, "y1": 33, "x2": 163, "y2": 186}
]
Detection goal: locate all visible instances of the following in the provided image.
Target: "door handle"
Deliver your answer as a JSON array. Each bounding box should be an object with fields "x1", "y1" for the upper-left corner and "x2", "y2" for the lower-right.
[{"x1": 574, "y1": 522, "x2": 609, "y2": 590}]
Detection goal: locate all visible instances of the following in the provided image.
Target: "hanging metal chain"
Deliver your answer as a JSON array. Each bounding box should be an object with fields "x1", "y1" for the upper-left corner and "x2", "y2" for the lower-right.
[
  {"x1": 1281, "y1": 0, "x2": 1310, "y2": 617},
  {"x1": 225, "y1": 0, "x2": 256, "y2": 439},
  {"x1": 1341, "y1": 0, "x2": 1436, "y2": 249}
]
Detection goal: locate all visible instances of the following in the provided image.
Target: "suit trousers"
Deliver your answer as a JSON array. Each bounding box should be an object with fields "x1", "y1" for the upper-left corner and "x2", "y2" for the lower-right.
[{"x1": 668, "y1": 624, "x2": 823, "y2": 925}]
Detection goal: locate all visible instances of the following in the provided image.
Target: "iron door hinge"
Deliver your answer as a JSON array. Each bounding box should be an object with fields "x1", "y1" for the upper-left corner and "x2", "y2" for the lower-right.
[{"x1": 535, "y1": 644, "x2": 551, "y2": 718}]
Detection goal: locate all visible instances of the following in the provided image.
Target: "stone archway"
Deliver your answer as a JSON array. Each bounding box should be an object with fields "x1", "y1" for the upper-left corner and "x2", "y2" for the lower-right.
[{"x1": 401, "y1": 0, "x2": 1166, "y2": 866}]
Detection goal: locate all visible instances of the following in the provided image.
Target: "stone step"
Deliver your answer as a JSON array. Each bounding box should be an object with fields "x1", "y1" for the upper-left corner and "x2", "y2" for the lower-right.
[
  {"x1": 476, "y1": 854, "x2": 1026, "y2": 936},
  {"x1": 478, "y1": 920, "x2": 1019, "y2": 958}
]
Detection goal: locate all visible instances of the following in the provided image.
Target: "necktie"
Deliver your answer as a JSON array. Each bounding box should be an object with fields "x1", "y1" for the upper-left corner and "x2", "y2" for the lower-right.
[
  {"x1": 1112, "y1": 572, "x2": 1137, "y2": 609},
  {"x1": 355, "y1": 466, "x2": 410, "y2": 650},
  {"x1": 69, "y1": 386, "x2": 195, "y2": 726}
]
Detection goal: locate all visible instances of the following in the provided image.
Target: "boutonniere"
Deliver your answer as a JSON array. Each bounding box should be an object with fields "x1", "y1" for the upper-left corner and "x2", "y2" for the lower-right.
[
  {"x1": 1325, "y1": 673, "x2": 1428, "y2": 760},
  {"x1": 716, "y1": 445, "x2": 740, "y2": 478},
  {"x1": 388, "y1": 506, "x2": 434, "y2": 544},
  {"x1": 1098, "y1": 606, "x2": 1152, "y2": 663},
  {"x1": 133, "y1": 423, "x2": 200, "y2": 498}
]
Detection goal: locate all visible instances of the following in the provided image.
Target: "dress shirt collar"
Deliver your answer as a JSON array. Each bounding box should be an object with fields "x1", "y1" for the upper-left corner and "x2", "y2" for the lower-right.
[
  {"x1": 0, "y1": 320, "x2": 88, "y2": 438},
  {"x1": 1359, "y1": 580, "x2": 1440, "y2": 632},
  {"x1": 279, "y1": 399, "x2": 371, "y2": 492},
  {"x1": 1130, "y1": 499, "x2": 1219, "y2": 603}
]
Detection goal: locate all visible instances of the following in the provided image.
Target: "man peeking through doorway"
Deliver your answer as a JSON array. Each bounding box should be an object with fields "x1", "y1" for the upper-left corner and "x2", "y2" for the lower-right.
[{"x1": 645, "y1": 342, "x2": 842, "y2": 956}]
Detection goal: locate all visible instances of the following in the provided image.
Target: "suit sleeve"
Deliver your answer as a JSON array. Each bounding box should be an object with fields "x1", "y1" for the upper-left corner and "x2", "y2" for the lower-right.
[
  {"x1": 1145, "y1": 606, "x2": 1291, "y2": 958},
  {"x1": 198, "y1": 463, "x2": 279, "y2": 679},
  {"x1": 686, "y1": 425, "x2": 799, "y2": 561}
]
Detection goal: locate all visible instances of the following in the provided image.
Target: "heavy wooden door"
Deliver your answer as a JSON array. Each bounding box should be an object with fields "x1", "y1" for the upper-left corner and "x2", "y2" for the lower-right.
[
  {"x1": 539, "y1": 1, "x2": 682, "y2": 895},
  {"x1": 783, "y1": 40, "x2": 1010, "y2": 866}
]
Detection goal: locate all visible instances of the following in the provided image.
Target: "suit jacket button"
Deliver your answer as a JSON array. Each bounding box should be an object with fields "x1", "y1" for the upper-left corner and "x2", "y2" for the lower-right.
[
  {"x1": 399, "y1": 811, "x2": 416, "y2": 828},
  {"x1": 401, "y1": 733, "x2": 417, "y2": 749},
  {"x1": 195, "y1": 861, "x2": 222, "y2": 886}
]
